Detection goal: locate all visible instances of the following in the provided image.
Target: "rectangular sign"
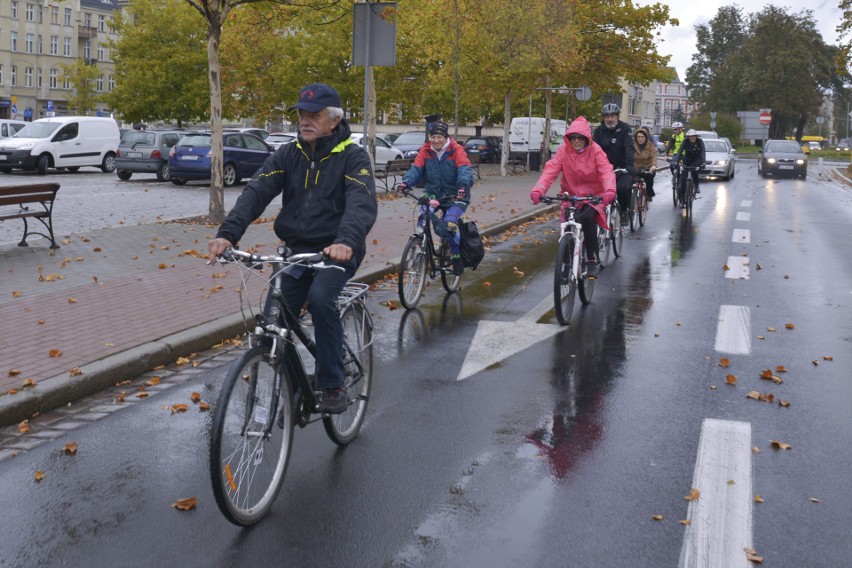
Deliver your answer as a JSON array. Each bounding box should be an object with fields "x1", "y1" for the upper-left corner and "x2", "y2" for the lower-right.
[{"x1": 352, "y1": 2, "x2": 397, "y2": 67}]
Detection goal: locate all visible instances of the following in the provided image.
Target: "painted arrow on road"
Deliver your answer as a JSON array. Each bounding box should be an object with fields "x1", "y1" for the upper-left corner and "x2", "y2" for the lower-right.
[{"x1": 456, "y1": 294, "x2": 566, "y2": 381}]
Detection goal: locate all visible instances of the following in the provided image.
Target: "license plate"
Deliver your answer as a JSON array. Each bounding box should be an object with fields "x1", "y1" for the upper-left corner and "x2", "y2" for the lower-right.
[
  {"x1": 779, "y1": 165, "x2": 794, "y2": 170},
  {"x1": 180, "y1": 155, "x2": 200, "y2": 161},
  {"x1": 127, "y1": 152, "x2": 143, "y2": 158}
]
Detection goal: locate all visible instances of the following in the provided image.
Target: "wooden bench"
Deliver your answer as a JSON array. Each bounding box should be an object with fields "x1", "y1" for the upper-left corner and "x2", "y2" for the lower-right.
[
  {"x1": 467, "y1": 153, "x2": 482, "y2": 180},
  {"x1": 375, "y1": 158, "x2": 413, "y2": 192},
  {"x1": 0, "y1": 183, "x2": 61, "y2": 249}
]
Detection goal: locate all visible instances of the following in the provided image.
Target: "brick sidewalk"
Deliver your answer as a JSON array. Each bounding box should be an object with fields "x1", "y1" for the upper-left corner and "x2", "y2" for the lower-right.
[{"x1": 0, "y1": 167, "x2": 549, "y2": 425}]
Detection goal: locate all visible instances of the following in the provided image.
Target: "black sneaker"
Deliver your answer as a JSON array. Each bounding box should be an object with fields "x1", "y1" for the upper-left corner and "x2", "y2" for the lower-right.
[
  {"x1": 695, "y1": 187, "x2": 701, "y2": 194},
  {"x1": 452, "y1": 255, "x2": 464, "y2": 276},
  {"x1": 585, "y1": 260, "x2": 599, "y2": 279},
  {"x1": 319, "y1": 387, "x2": 348, "y2": 414},
  {"x1": 620, "y1": 214, "x2": 629, "y2": 227}
]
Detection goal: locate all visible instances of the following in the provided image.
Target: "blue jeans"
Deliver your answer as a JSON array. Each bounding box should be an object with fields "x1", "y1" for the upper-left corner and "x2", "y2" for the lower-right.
[
  {"x1": 279, "y1": 258, "x2": 356, "y2": 389},
  {"x1": 420, "y1": 204, "x2": 466, "y2": 254}
]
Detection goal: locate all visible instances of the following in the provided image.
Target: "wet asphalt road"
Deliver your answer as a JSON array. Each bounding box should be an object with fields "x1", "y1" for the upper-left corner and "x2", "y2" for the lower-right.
[{"x1": 1, "y1": 163, "x2": 850, "y2": 567}]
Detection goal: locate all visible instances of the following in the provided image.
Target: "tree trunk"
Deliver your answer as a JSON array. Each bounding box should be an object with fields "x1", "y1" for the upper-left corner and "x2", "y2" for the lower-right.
[
  {"x1": 501, "y1": 90, "x2": 512, "y2": 177},
  {"x1": 207, "y1": 17, "x2": 225, "y2": 223},
  {"x1": 543, "y1": 75, "x2": 553, "y2": 162}
]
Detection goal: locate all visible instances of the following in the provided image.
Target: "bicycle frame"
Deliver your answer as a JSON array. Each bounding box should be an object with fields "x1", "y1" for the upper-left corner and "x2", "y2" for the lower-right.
[{"x1": 404, "y1": 192, "x2": 456, "y2": 279}]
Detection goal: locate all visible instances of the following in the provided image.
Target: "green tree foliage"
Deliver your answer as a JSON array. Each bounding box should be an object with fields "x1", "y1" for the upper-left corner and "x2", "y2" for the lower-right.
[
  {"x1": 105, "y1": 0, "x2": 209, "y2": 126},
  {"x1": 688, "y1": 112, "x2": 742, "y2": 142},
  {"x1": 685, "y1": 5, "x2": 746, "y2": 104},
  {"x1": 60, "y1": 60, "x2": 100, "y2": 115}
]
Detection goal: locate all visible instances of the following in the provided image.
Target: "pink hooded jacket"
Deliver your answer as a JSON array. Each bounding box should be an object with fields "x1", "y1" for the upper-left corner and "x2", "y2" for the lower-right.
[{"x1": 530, "y1": 116, "x2": 616, "y2": 228}]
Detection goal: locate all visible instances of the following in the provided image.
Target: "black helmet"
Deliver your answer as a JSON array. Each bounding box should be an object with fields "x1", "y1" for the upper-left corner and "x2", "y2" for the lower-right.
[{"x1": 602, "y1": 103, "x2": 621, "y2": 116}]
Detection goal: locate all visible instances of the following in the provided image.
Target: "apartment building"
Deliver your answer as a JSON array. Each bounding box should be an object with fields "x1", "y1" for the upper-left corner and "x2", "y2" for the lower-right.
[
  {"x1": 0, "y1": 0, "x2": 119, "y2": 120},
  {"x1": 655, "y1": 68, "x2": 698, "y2": 131}
]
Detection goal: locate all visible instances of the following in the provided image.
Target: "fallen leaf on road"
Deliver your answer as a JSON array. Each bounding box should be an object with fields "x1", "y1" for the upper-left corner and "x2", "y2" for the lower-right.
[
  {"x1": 652, "y1": 514, "x2": 664, "y2": 521},
  {"x1": 775, "y1": 365, "x2": 787, "y2": 373},
  {"x1": 823, "y1": 355, "x2": 833, "y2": 361},
  {"x1": 7, "y1": 389, "x2": 17, "y2": 395},
  {"x1": 116, "y1": 393, "x2": 126, "y2": 403},
  {"x1": 719, "y1": 357, "x2": 731, "y2": 368},
  {"x1": 723, "y1": 264, "x2": 730, "y2": 271},
  {"x1": 725, "y1": 374, "x2": 737, "y2": 385},
  {"x1": 199, "y1": 402, "x2": 210, "y2": 412},
  {"x1": 146, "y1": 377, "x2": 161, "y2": 386},
  {"x1": 171, "y1": 404, "x2": 188, "y2": 414},
  {"x1": 93, "y1": 247, "x2": 102, "y2": 252},
  {"x1": 770, "y1": 440, "x2": 792, "y2": 450},
  {"x1": 745, "y1": 548, "x2": 764, "y2": 563},
  {"x1": 67, "y1": 298, "x2": 77, "y2": 304},
  {"x1": 754, "y1": 495, "x2": 765, "y2": 503},
  {"x1": 684, "y1": 488, "x2": 700, "y2": 501},
  {"x1": 753, "y1": 446, "x2": 760, "y2": 454},
  {"x1": 483, "y1": 281, "x2": 492, "y2": 287},
  {"x1": 785, "y1": 323, "x2": 794, "y2": 330},
  {"x1": 136, "y1": 392, "x2": 150, "y2": 399},
  {"x1": 757, "y1": 335, "x2": 765, "y2": 340},
  {"x1": 69, "y1": 368, "x2": 84, "y2": 376},
  {"x1": 22, "y1": 378, "x2": 37, "y2": 387},
  {"x1": 190, "y1": 392, "x2": 201, "y2": 403},
  {"x1": 171, "y1": 497, "x2": 197, "y2": 511},
  {"x1": 746, "y1": 391, "x2": 774, "y2": 402},
  {"x1": 812, "y1": 359, "x2": 819, "y2": 366},
  {"x1": 34, "y1": 470, "x2": 45, "y2": 482},
  {"x1": 62, "y1": 442, "x2": 78, "y2": 455},
  {"x1": 756, "y1": 263, "x2": 762, "y2": 270},
  {"x1": 759, "y1": 370, "x2": 783, "y2": 384},
  {"x1": 382, "y1": 299, "x2": 399, "y2": 310},
  {"x1": 779, "y1": 400, "x2": 790, "y2": 407},
  {"x1": 678, "y1": 519, "x2": 691, "y2": 525},
  {"x1": 176, "y1": 357, "x2": 191, "y2": 366},
  {"x1": 810, "y1": 497, "x2": 821, "y2": 503},
  {"x1": 8, "y1": 369, "x2": 22, "y2": 376},
  {"x1": 767, "y1": 327, "x2": 776, "y2": 332},
  {"x1": 12, "y1": 290, "x2": 22, "y2": 297},
  {"x1": 49, "y1": 349, "x2": 62, "y2": 358},
  {"x1": 18, "y1": 420, "x2": 30, "y2": 433}
]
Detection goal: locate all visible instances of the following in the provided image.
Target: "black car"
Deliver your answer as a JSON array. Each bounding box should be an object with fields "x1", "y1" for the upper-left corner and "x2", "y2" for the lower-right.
[
  {"x1": 757, "y1": 139, "x2": 807, "y2": 180},
  {"x1": 464, "y1": 136, "x2": 502, "y2": 163}
]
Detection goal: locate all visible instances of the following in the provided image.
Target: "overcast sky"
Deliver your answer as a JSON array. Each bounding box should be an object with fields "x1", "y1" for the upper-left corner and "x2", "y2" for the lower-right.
[{"x1": 642, "y1": 0, "x2": 844, "y2": 81}]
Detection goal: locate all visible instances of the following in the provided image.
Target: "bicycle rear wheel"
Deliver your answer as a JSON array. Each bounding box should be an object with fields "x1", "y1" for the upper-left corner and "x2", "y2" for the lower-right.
[
  {"x1": 210, "y1": 346, "x2": 294, "y2": 526},
  {"x1": 610, "y1": 207, "x2": 623, "y2": 258},
  {"x1": 398, "y1": 236, "x2": 427, "y2": 309},
  {"x1": 324, "y1": 302, "x2": 373, "y2": 445},
  {"x1": 629, "y1": 190, "x2": 638, "y2": 233},
  {"x1": 553, "y1": 234, "x2": 577, "y2": 326},
  {"x1": 439, "y1": 244, "x2": 461, "y2": 292},
  {"x1": 578, "y1": 260, "x2": 596, "y2": 305}
]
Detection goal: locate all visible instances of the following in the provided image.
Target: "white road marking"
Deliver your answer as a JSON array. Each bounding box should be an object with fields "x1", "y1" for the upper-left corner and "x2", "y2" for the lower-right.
[
  {"x1": 456, "y1": 294, "x2": 564, "y2": 381},
  {"x1": 740, "y1": 200, "x2": 752, "y2": 207},
  {"x1": 731, "y1": 229, "x2": 750, "y2": 243},
  {"x1": 735, "y1": 211, "x2": 751, "y2": 221},
  {"x1": 679, "y1": 419, "x2": 753, "y2": 568},
  {"x1": 714, "y1": 305, "x2": 751, "y2": 354},
  {"x1": 724, "y1": 256, "x2": 750, "y2": 280}
]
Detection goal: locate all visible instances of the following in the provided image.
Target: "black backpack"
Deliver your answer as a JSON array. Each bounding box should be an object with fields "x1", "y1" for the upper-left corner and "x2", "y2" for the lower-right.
[{"x1": 459, "y1": 218, "x2": 485, "y2": 269}]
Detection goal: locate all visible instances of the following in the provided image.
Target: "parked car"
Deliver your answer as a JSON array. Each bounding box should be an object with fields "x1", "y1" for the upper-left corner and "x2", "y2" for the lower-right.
[
  {"x1": 0, "y1": 119, "x2": 27, "y2": 139},
  {"x1": 0, "y1": 116, "x2": 119, "y2": 174},
  {"x1": 116, "y1": 129, "x2": 186, "y2": 181},
  {"x1": 265, "y1": 132, "x2": 297, "y2": 149},
  {"x1": 464, "y1": 136, "x2": 502, "y2": 163},
  {"x1": 836, "y1": 138, "x2": 849, "y2": 152},
  {"x1": 168, "y1": 132, "x2": 273, "y2": 186},
  {"x1": 350, "y1": 133, "x2": 403, "y2": 166},
  {"x1": 380, "y1": 133, "x2": 399, "y2": 145},
  {"x1": 701, "y1": 139, "x2": 735, "y2": 180},
  {"x1": 757, "y1": 139, "x2": 807, "y2": 180},
  {"x1": 694, "y1": 130, "x2": 718, "y2": 139},
  {"x1": 392, "y1": 131, "x2": 427, "y2": 159},
  {"x1": 224, "y1": 127, "x2": 270, "y2": 141}
]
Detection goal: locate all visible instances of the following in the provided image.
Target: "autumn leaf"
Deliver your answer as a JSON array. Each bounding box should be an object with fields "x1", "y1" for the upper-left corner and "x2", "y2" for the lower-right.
[
  {"x1": 69, "y1": 368, "x2": 84, "y2": 376},
  {"x1": 199, "y1": 402, "x2": 210, "y2": 412},
  {"x1": 809, "y1": 497, "x2": 821, "y2": 503},
  {"x1": 775, "y1": 365, "x2": 787, "y2": 373},
  {"x1": 779, "y1": 400, "x2": 791, "y2": 407},
  {"x1": 22, "y1": 378, "x2": 37, "y2": 388},
  {"x1": 651, "y1": 514, "x2": 664, "y2": 521},
  {"x1": 754, "y1": 495, "x2": 765, "y2": 503},
  {"x1": 718, "y1": 357, "x2": 730, "y2": 368},
  {"x1": 116, "y1": 393, "x2": 126, "y2": 403},
  {"x1": 146, "y1": 376, "x2": 161, "y2": 386},
  {"x1": 136, "y1": 392, "x2": 150, "y2": 399},
  {"x1": 483, "y1": 281, "x2": 492, "y2": 287},
  {"x1": 785, "y1": 323, "x2": 795, "y2": 330},
  {"x1": 372, "y1": 239, "x2": 379, "y2": 245},
  {"x1": 171, "y1": 497, "x2": 198, "y2": 511},
  {"x1": 93, "y1": 247, "x2": 102, "y2": 252},
  {"x1": 745, "y1": 548, "x2": 764, "y2": 563},
  {"x1": 811, "y1": 359, "x2": 819, "y2": 366},
  {"x1": 759, "y1": 370, "x2": 783, "y2": 384},
  {"x1": 176, "y1": 357, "x2": 191, "y2": 366},
  {"x1": 678, "y1": 519, "x2": 691, "y2": 525},
  {"x1": 725, "y1": 374, "x2": 737, "y2": 385},
  {"x1": 12, "y1": 290, "x2": 22, "y2": 298},
  {"x1": 61, "y1": 442, "x2": 78, "y2": 455},
  {"x1": 770, "y1": 440, "x2": 792, "y2": 450},
  {"x1": 67, "y1": 298, "x2": 78, "y2": 304},
  {"x1": 171, "y1": 404, "x2": 189, "y2": 414},
  {"x1": 757, "y1": 335, "x2": 765, "y2": 340},
  {"x1": 158, "y1": 263, "x2": 169, "y2": 269},
  {"x1": 190, "y1": 392, "x2": 202, "y2": 403},
  {"x1": 49, "y1": 349, "x2": 62, "y2": 358},
  {"x1": 767, "y1": 327, "x2": 776, "y2": 332},
  {"x1": 722, "y1": 264, "x2": 730, "y2": 271},
  {"x1": 823, "y1": 355, "x2": 833, "y2": 361},
  {"x1": 684, "y1": 488, "x2": 701, "y2": 501},
  {"x1": 18, "y1": 420, "x2": 31, "y2": 433},
  {"x1": 35, "y1": 470, "x2": 46, "y2": 481}
]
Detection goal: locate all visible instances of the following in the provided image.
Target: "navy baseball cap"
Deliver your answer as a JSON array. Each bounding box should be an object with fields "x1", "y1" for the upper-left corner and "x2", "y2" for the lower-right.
[{"x1": 289, "y1": 83, "x2": 342, "y2": 112}]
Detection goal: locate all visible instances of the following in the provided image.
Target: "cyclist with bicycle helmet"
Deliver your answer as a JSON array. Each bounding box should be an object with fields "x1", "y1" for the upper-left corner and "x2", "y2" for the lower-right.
[
  {"x1": 671, "y1": 129, "x2": 706, "y2": 199},
  {"x1": 397, "y1": 120, "x2": 474, "y2": 276},
  {"x1": 666, "y1": 122, "x2": 685, "y2": 157},
  {"x1": 592, "y1": 103, "x2": 634, "y2": 227},
  {"x1": 530, "y1": 116, "x2": 616, "y2": 278},
  {"x1": 208, "y1": 83, "x2": 378, "y2": 414}
]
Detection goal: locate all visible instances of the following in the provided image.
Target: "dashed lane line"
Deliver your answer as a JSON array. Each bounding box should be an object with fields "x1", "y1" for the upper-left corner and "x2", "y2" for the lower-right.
[
  {"x1": 731, "y1": 229, "x2": 751, "y2": 244},
  {"x1": 735, "y1": 211, "x2": 751, "y2": 221},
  {"x1": 724, "y1": 256, "x2": 750, "y2": 280},
  {"x1": 714, "y1": 305, "x2": 751, "y2": 355}
]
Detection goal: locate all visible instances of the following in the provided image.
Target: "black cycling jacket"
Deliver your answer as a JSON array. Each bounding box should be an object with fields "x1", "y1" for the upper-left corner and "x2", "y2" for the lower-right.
[
  {"x1": 673, "y1": 137, "x2": 706, "y2": 168},
  {"x1": 216, "y1": 119, "x2": 377, "y2": 264},
  {"x1": 592, "y1": 120, "x2": 635, "y2": 174}
]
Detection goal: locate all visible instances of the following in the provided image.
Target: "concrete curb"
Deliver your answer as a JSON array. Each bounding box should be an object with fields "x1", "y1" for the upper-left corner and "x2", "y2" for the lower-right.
[{"x1": 0, "y1": 206, "x2": 555, "y2": 427}]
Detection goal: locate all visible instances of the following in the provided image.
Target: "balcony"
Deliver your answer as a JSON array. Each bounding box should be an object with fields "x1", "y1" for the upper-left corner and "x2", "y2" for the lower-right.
[{"x1": 78, "y1": 26, "x2": 98, "y2": 38}]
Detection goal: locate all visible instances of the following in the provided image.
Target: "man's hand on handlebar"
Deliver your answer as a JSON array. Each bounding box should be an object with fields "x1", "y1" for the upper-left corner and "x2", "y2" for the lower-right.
[
  {"x1": 208, "y1": 237, "x2": 235, "y2": 264},
  {"x1": 324, "y1": 243, "x2": 353, "y2": 262}
]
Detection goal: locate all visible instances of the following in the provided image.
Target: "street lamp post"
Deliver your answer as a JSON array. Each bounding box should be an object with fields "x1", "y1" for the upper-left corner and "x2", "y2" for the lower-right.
[{"x1": 526, "y1": 85, "x2": 591, "y2": 167}]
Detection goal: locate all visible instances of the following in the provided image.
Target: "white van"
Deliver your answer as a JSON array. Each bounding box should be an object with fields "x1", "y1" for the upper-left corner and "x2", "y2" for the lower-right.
[
  {"x1": 0, "y1": 116, "x2": 120, "y2": 174},
  {"x1": 0, "y1": 119, "x2": 27, "y2": 139},
  {"x1": 509, "y1": 117, "x2": 567, "y2": 154}
]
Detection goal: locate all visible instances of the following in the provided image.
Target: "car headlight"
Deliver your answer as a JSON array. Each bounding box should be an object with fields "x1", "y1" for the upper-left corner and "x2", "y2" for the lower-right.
[
  {"x1": 767, "y1": 158, "x2": 776, "y2": 164},
  {"x1": 714, "y1": 160, "x2": 727, "y2": 166},
  {"x1": 796, "y1": 159, "x2": 805, "y2": 165}
]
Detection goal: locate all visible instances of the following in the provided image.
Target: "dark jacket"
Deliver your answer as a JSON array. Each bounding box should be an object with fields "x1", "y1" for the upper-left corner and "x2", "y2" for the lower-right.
[
  {"x1": 216, "y1": 119, "x2": 377, "y2": 264},
  {"x1": 401, "y1": 138, "x2": 474, "y2": 204},
  {"x1": 592, "y1": 120, "x2": 634, "y2": 174},
  {"x1": 673, "y1": 137, "x2": 706, "y2": 168}
]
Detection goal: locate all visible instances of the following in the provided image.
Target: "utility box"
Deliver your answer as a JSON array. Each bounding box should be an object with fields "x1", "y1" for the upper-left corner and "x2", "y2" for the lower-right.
[{"x1": 737, "y1": 109, "x2": 771, "y2": 145}]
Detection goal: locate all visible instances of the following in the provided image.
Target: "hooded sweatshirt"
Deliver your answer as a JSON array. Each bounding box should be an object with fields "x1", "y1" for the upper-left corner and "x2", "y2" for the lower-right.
[
  {"x1": 633, "y1": 127, "x2": 657, "y2": 170},
  {"x1": 531, "y1": 116, "x2": 616, "y2": 228}
]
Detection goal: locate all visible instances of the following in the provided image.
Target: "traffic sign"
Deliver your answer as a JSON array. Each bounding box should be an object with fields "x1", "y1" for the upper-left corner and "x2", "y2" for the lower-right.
[
  {"x1": 11, "y1": 104, "x2": 17, "y2": 115},
  {"x1": 47, "y1": 100, "x2": 54, "y2": 112},
  {"x1": 759, "y1": 111, "x2": 771, "y2": 125}
]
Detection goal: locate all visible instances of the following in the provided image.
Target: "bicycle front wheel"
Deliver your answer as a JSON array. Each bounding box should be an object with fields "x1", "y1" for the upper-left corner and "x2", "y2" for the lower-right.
[
  {"x1": 629, "y1": 190, "x2": 638, "y2": 233},
  {"x1": 398, "y1": 236, "x2": 427, "y2": 309},
  {"x1": 610, "y1": 207, "x2": 623, "y2": 258},
  {"x1": 324, "y1": 302, "x2": 373, "y2": 446},
  {"x1": 439, "y1": 245, "x2": 461, "y2": 293},
  {"x1": 210, "y1": 347, "x2": 294, "y2": 526},
  {"x1": 553, "y1": 234, "x2": 577, "y2": 326},
  {"x1": 638, "y1": 189, "x2": 648, "y2": 227},
  {"x1": 578, "y1": 261, "x2": 596, "y2": 305},
  {"x1": 685, "y1": 178, "x2": 695, "y2": 219},
  {"x1": 672, "y1": 175, "x2": 679, "y2": 207}
]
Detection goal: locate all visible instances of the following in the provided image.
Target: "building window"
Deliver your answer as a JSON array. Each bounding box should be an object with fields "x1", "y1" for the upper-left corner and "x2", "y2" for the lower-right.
[
  {"x1": 11, "y1": 2, "x2": 18, "y2": 20},
  {"x1": 98, "y1": 15, "x2": 106, "y2": 32},
  {"x1": 26, "y1": 3, "x2": 34, "y2": 22},
  {"x1": 97, "y1": 75, "x2": 103, "y2": 92},
  {"x1": 11, "y1": 32, "x2": 18, "y2": 53},
  {"x1": 97, "y1": 45, "x2": 105, "y2": 61},
  {"x1": 64, "y1": 7, "x2": 71, "y2": 27},
  {"x1": 50, "y1": 68, "x2": 57, "y2": 89},
  {"x1": 64, "y1": 37, "x2": 71, "y2": 56},
  {"x1": 50, "y1": 6, "x2": 58, "y2": 24},
  {"x1": 83, "y1": 40, "x2": 91, "y2": 60},
  {"x1": 11, "y1": 66, "x2": 17, "y2": 87},
  {"x1": 84, "y1": 13, "x2": 92, "y2": 28},
  {"x1": 63, "y1": 79, "x2": 70, "y2": 90},
  {"x1": 108, "y1": 74, "x2": 114, "y2": 92},
  {"x1": 0, "y1": 65, "x2": 4, "y2": 86},
  {"x1": 51, "y1": 35, "x2": 58, "y2": 55},
  {"x1": 25, "y1": 33, "x2": 33, "y2": 54},
  {"x1": 25, "y1": 67, "x2": 33, "y2": 88},
  {"x1": 37, "y1": 67, "x2": 42, "y2": 89}
]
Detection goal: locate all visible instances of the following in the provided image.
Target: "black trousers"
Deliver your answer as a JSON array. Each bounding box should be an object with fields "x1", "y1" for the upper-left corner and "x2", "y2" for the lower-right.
[
  {"x1": 638, "y1": 171, "x2": 656, "y2": 197},
  {"x1": 615, "y1": 171, "x2": 632, "y2": 214}
]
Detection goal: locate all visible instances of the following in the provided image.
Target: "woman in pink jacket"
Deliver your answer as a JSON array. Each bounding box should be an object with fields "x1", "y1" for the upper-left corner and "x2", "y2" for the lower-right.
[{"x1": 530, "y1": 116, "x2": 616, "y2": 278}]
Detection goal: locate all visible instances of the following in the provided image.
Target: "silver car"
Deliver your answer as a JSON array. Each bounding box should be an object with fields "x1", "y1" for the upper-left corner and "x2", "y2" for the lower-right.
[
  {"x1": 116, "y1": 129, "x2": 186, "y2": 182},
  {"x1": 701, "y1": 139, "x2": 735, "y2": 180}
]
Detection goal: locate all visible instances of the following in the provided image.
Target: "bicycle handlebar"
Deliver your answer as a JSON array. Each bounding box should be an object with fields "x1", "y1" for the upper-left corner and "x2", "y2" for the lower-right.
[
  {"x1": 400, "y1": 189, "x2": 457, "y2": 206},
  {"x1": 541, "y1": 194, "x2": 602, "y2": 205},
  {"x1": 217, "y1": 247, "x2": 343, "y2": 271}
]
